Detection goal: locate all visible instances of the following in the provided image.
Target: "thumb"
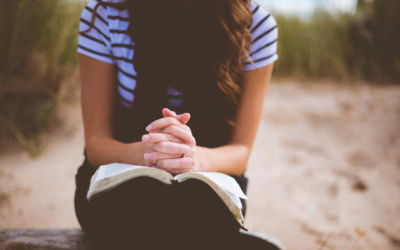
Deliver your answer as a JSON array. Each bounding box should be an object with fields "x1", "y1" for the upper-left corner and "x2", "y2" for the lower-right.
[
  {"x1": 162, "y1": 108, "x2": 191, "y2": 125},
  {"x1": 175, "y1": 113, "x2": 191, "y2": 125},
  {"x1": 162, "y1": 108, "x2": 177, "y2": 118}
]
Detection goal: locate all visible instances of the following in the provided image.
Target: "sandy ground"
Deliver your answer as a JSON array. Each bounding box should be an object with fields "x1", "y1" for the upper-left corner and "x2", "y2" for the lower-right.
[{"x1": 0, "y1": 82, "x2": 399, "y2": 250}]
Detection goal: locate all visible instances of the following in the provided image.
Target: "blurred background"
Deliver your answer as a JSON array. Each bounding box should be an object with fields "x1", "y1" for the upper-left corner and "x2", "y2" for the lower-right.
[{"x1": 0, "y1": 0, "x2": 399, "y2": 249}]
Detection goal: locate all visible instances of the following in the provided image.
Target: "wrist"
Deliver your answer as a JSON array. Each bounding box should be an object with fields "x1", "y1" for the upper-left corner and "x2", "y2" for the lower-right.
[
  {"x1": 195, "y1": 146, "x2": 214, "y2": 172},
  {"x1": 121, "y1": 141, "x2": 146, "y2": 166}
]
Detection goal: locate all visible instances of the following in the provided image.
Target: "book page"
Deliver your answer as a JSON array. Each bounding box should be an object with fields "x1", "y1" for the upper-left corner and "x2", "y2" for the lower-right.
[
  {"x1": 95, "y1": 163, "x2": 148, "y2": 182},
  {"x1": 178, "y1": 172, "x2": 247, "y2": 199},
  {"x1": 174, "y1": 172, "x2": 247, "y2": 209},
  {"x1": 88, "y1": 163, "x2": 174, "y2": 201}
]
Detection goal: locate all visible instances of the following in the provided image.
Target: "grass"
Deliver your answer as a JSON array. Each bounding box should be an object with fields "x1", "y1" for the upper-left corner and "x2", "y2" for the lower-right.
[
  {"x1": 273, "y1": 11, "x2": 353, "y2": 80},
  {"x1": 0, "y1": 0, "x2": 398, "y2": 155},
  {"x1": 270, "y1": 0, "x2": 400, "y2": 83},
  {"x1": 0, "y1": 0, "x2": 84, "y2": 155}
]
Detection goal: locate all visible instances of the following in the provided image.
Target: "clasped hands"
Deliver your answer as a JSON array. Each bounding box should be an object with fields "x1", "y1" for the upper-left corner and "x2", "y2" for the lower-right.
[{"x1": 142, "y1": 108, "x2": 197, "y2": 175}]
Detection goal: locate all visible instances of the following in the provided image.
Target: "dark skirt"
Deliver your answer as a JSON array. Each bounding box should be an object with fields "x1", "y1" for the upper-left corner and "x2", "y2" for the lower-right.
[{"x1": 74, "y1": 159, "x2": 279, "y2": 250}]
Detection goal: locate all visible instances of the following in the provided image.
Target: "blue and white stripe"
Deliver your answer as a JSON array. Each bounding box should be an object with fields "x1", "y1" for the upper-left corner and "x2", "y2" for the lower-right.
[{"x1": 78, "y1": 1, "x2": 278, "y2": 110}]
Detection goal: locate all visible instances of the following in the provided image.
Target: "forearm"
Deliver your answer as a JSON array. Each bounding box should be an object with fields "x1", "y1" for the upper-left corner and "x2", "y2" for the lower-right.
[
  {"x1": 85, "y1": 137, "x2": 146, "y2": 168},
  {"x1": 196, "y1": 65, "x2": 274, "y2": 176},
  {"x1": 197, "y1": 144, "x2": 250, "y2": 176}
]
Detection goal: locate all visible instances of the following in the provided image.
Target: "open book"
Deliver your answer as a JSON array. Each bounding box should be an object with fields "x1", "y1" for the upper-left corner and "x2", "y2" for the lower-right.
[{"x1": 88, "y1": 163, "x2": 248, "y2": 227}]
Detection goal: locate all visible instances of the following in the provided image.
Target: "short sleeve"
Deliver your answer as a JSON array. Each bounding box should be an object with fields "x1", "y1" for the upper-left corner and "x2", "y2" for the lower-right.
[
  {"x1": 77, "y1": 1, "x2": 114, "y2": 64},
  {"x1": 244, "y1": 4, "x2": 278, "y2": 71}
]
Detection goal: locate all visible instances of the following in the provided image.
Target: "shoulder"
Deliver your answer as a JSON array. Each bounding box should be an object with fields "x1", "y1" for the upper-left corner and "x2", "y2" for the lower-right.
[
  {"x1": 81, "y1": 1, "x2": 109, "y2": 24},
  {"x1": 249, "y1": 2, "x2": 277, "y2": 37},
  {"x1": 244, "y1": 2, "x2": 278, "y2": 70},
  {"x1": 80, "y1": 0, "x2": 128, "y2": 24},
  {"x1": 78, "y1": 0, "x2": 126, "y2": 64}
]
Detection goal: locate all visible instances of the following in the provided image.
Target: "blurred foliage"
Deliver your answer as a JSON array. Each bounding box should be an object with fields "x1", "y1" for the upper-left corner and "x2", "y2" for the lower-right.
[
  {"x1": 272, "y1": 0, "x2": 400, "y2": 82},
  {"x1": 0, "y1": 0, "x2": 399, "y2": 154},
  {"x1": 0, "y1": 0, "x2": 83, "y2": 155},
  {"x1": 273, "y1": 11, "x2": 353, "y2": 80},
  {"x1": 351, "y1": 0, "x2": 400, "y2": 82}
]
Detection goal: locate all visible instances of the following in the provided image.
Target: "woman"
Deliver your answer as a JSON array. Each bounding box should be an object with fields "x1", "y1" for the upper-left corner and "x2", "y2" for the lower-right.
[{"x1": 75, "y1": 0, "x2": 280, "y2": 249}]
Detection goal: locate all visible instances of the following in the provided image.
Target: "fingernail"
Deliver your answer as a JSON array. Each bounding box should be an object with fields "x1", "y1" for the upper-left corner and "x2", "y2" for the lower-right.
[
  {"x1": 142, "y1": 135, "x2": 149, "y2": 142},
  {"x1": 146, "y1": 125, "x2": 152, "y2": 131},
  {"x1": 190, "y1": 137, "x2": 195, "y2": 144},
  {"x1": 185, "y1": 169, "x2": 192, "y2": 173},
  {"x1": 144, "y1": 153, "x2": 151, "y2": 160},
  {"x1": 186, "y1": 158, "x2": 193, "y2": 164},
  {"x1": 185, "y1": 146, "x2": 190, "y2": 153}
]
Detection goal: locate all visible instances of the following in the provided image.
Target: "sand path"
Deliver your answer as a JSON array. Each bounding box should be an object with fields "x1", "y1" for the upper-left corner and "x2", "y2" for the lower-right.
[{"x1": 1, "y1": 82, "x2": 399, "y2": 250}]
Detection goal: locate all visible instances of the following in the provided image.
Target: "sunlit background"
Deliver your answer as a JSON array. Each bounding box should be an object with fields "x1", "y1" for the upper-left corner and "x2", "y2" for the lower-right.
[
  {"x1": 0, "y1": 0, "x2": 399, "y2": 249},
  {"x1": 257, "y1": 0, "x2": 358, "y2": 16}
]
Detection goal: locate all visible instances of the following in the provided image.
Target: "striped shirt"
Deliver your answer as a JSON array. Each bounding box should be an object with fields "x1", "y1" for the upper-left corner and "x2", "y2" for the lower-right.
[{"x1": 78, "y1": 1, "x2": 278, "y2": 110}]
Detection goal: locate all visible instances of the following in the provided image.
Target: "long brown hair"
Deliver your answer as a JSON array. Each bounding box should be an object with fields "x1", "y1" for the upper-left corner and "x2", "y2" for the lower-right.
[
  {"x1": 216, "y1": 0, "x2": 252, "y2": 106},
  {"x1": 82, "y1": 0, "x2": 253, "y2": 108}
]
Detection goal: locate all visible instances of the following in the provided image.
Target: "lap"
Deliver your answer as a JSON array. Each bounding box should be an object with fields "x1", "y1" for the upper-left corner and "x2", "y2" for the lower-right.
[{"x1": 74, "y1": 160, "x2": 240, "y2": 249}]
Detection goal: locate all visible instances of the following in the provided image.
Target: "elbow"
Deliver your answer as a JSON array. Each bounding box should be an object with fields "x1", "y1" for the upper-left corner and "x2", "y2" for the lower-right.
[
  {"x1": 85, "y1": 137, "x2": 101, "y2": 168},
  {"x1": 238, "y1": 144, "x2": 252, "y2": 160},
  {"x1": 233, "y1": 144, "x2": 251, "y2": 176}
]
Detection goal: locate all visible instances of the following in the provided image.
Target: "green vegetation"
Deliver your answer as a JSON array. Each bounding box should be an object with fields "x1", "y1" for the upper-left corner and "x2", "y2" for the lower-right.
[
  {"x1": 271, "y1": 0, "x2": 400, "y2": 82},
  {"x1": 0, "y1": 0, "x2": 398, "y2": 154},
  {"x1": 351, "y1": 0, "x2": 400, "y2": 81},
  {"x1": 273, "y1": 12, "x2": 353, "y2": 80},
  {"x1": 0, "y1": 0, "x2": 84, "y2": 155}
]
